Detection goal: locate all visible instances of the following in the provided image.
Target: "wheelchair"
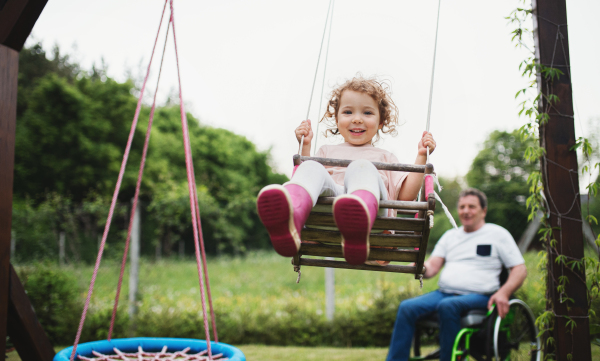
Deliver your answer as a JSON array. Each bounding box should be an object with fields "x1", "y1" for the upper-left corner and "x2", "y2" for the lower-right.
[{"x1": 409, "y1": 298, "x2": 540, "y2": 361}]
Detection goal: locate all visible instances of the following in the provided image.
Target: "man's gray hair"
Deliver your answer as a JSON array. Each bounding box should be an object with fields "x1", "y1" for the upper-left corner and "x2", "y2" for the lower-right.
[{"x1": 458, "y1": 188, "x2": 488, "y2": 209}]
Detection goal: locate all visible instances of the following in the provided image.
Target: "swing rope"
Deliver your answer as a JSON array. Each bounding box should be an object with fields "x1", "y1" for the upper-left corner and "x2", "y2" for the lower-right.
[
  {"x1": 107, "y1": 8, "x2": 171, "y2": 342},
  {"x1": 69, "y1": 2, "x2": 169, "y2": 358},
  {"x1": 313, "y1": 0, "x2": 335, "y2": 155},
  {"x1": 69, "y1": 1, "x2": 217, "y2": 359},
  {"x1": 421, "y1": 0, "x2": 458, "y2": 230},
  {"x1": 299, "y1": 0, "x2": 334, "y2": 155},
  {"x1": 425, "y1": 0, "x2": 442, "y2": 164},
  {"x1": 170, "y1": 0, "x2": 218, "y2": 349}
]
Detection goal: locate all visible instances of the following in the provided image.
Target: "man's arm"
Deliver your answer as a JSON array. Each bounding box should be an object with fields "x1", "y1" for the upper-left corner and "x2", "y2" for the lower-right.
[
  {"x1": 487, "y1": 264, "x2": 527, "y2": 318},
  {"x1": 423, "y1": 256, "x2": 445, "y2": 279}
]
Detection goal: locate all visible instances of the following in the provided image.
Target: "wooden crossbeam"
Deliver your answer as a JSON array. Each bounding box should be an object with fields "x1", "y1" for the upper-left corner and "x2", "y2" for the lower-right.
[
  {"x1": 315, "y1": 197, "x2": 428, "y2": 210},
  {"x1": 293, "y1": 154, "x2": 427, "y2": 173},
  {"x1": 0, "y1": 0, "x2": 48, "y2": 51}
]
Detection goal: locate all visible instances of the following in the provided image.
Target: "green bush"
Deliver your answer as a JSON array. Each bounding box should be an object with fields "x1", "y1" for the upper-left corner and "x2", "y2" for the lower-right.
[
  {"x1": 80, "y1": 307, "x2": 129, "y2": 343},
  {"x1": 20, "y1": 264, "x2": 82, "y2": 345},
  {"x1": 131, "y1": 278, "x2": 417, "y2": 347},
  {"x1": 20, "y1": 263, "x2": 129, "y2": 345},
  {"x1": 15, "y1": 253, "x2": 560, "y2": 348}
]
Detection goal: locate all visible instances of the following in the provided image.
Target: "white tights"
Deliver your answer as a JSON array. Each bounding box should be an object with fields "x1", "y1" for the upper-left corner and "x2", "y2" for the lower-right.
[{"x1": 285, "y1": 159, "x2": 388, "y2": 212}]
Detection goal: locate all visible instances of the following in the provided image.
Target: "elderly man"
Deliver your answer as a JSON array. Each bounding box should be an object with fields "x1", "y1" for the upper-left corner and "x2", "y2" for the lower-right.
[{"x1": 386, "y1": 188, "x2": 527, "y2": 361}]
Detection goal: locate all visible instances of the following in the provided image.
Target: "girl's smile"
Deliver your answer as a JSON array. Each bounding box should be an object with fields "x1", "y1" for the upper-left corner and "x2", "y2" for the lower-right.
[{"x1": 336, "y1": 90, "x2": 383, "y2": 146}]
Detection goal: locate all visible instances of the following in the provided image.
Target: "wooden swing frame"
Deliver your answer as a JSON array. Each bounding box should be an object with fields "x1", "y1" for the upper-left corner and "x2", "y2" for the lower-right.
[{"x1": 291, "y1": 154, "x2": 436, "y2": 279}]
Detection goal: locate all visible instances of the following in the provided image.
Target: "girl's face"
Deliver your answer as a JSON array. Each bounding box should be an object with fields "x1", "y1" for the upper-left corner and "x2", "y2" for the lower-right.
[{"x1": 336, "y1": 90, "x2": 382, "y2": 146}]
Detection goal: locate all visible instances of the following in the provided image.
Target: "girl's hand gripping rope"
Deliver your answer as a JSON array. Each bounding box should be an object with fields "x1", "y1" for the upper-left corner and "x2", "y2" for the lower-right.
[
  {"x1": 417, "y1": 131, "x2": 436, "y2": 157},
  {"x1": 295, "y1": 120, "x2": 313, "y2": 156}
]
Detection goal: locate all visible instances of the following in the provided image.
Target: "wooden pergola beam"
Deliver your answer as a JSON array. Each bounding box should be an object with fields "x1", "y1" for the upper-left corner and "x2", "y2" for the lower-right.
[
  {"x1": 0, "y1": 0, "x2": 48, "y2": 52},
  {"x1": 1, "y1": 1, "x2": 52, "y2": 360}
]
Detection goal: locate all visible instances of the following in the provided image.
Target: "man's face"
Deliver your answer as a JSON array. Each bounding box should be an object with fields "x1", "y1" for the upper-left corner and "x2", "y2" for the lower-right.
[{"x1": 458, "y1": 195, "x2": 487, "y2": 232}]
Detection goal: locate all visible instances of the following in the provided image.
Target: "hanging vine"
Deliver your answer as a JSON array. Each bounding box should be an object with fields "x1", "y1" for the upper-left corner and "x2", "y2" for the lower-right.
[{"x1": 506, "y1": 1, "x2": 600, "y2": 359}]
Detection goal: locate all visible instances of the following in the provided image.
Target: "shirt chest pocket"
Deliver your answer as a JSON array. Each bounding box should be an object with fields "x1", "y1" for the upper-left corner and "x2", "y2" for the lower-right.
[{"x1": 476, "y1": 244, "x2": 492, "y2": 257}]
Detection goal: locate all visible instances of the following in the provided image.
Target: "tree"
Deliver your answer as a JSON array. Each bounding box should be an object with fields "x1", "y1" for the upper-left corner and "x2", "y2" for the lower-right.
[
  {"x1": 466, "y1": 130, "x2": 537, "y2": 241},
  {"x1": 141, "y1": 106, "x2": 287, "y2": 254},
  {"x1": 14, "y1": 73, "x2": 142, "y2": 201},
  {"x1": 11, "y1": 42, "x2": 287, "y2": 260}
]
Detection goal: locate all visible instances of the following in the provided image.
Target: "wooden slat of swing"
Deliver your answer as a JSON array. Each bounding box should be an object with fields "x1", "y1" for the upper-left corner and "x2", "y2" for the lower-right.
[
  {"x1": 291, "y1": 154, "x2": 436, "y2": 276},
  {"x1": 315, "y1": 197, "x2": 428, "y2": 210},
  {"x1": 293, "y1": 155, "x2": 426, "y2": 173},
  {"x1": 302, "y1": 228, "x2": 421, "y2": 247},
  {"x1": 306, "y1": 212, "x2": 424, "y2": 232},
  {"x1": 299, "y1": 243, "x2": 419, "y2": 262},
  {"x1": 296, "y1": 258, "x2": 423, "y2": 274}
]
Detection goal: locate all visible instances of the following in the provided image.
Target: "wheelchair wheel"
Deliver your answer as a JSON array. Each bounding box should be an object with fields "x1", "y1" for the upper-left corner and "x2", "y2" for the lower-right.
[{"x1": 493, "y1": 299, "x2": 540, "y2": 361}]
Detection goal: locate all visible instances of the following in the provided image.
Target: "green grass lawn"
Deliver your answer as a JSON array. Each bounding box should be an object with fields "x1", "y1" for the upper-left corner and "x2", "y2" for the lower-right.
[
  {"x1": 5, "y1": 345, "x2": 416, "y2": 361},
  {"x1": 7, "y1": 345, "x2": 600, "y2": 360},
  {"x1": 11, "y1": 251, "x2": 598, "y2": 358},
  {"x1": 17, "y1": 250, "x2": 546, "y2": 318},
  {"x1": 58, "y1": 251, "x2": 439, "y2": 303}
]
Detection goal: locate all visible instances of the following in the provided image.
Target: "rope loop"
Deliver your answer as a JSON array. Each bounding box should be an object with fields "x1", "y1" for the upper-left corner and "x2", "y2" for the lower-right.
[{"x1": 427, "y1": 210, "x2": 434, "y2": 229}]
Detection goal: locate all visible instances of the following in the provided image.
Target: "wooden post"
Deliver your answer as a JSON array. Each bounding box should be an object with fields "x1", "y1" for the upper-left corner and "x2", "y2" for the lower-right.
[
  {"x1": 155, "y1": 240, "x2": 162, "y2": 260},
  {"x1": 58, "y1": 231, "x2": 66, "y2": 266},
  {"x1": 128, "y1": 201, "x2": 140, "y2": 319},
  {"x1": 0, "y1": 41, "x2": 19, "y2": 359},
  {"x1": 532, "y1": 0, "x2": 592, "y2": 358},
  {"x1": 1, "y1": 1, "x2": 52, "y2": 359}
]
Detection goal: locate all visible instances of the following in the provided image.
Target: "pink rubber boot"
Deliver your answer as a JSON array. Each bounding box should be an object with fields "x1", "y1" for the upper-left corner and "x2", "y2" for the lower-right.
[
  {"x1": 333, "y1": 190, "x2": 378, "y2": 265},
  {"x1": 256, "y1": 184, "x2": 313, "y2": 257}
]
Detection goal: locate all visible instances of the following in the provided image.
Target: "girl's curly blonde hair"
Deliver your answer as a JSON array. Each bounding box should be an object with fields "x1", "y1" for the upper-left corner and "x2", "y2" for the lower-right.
[{"x1": 320, "y1": 76, "x2": 399, "y2": 143}]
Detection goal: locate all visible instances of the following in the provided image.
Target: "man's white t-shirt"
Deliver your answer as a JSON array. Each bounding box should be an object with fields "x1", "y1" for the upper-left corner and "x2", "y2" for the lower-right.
[{"x1": 431, "y1": 223, "x2": 525, "y2": 295}]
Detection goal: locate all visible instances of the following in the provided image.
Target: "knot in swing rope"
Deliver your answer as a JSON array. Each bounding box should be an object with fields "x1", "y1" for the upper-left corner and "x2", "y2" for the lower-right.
[
  {"x1": 428, "y1": 173, "x2": 459, "y2": 229},
  {"x1": 427, "y1": 210, "x2": 435, "y2": 229},
  {"x1": 294, "y1": 265, "x2": 302, "y2": 283}
]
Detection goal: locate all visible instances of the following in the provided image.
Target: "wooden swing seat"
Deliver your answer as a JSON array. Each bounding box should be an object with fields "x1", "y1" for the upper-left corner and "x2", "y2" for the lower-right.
[{"x1": 291, "y1": 154, "x2": 436, "y2": 279}]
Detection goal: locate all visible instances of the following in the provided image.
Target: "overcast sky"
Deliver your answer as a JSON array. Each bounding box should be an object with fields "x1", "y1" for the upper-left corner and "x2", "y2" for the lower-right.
[{"x1": 30, "y1": 0, "x2": 600, "y2": 180}]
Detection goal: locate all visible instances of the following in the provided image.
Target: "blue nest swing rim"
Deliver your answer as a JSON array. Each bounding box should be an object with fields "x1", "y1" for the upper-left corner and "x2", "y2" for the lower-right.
[{"x1": 53, "y1": 337, "x2": 246, "y2": 361}]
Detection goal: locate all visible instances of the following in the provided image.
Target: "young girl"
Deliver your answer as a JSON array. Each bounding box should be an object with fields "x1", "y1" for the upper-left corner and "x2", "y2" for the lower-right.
[{"x1": 257, "y1": 76, "x2": 436, "y2": 265}]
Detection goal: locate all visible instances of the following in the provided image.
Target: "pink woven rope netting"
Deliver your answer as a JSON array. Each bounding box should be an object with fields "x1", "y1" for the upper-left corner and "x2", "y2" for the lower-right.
[{"x1": 77, "y1": 346, "x2": 227, "y2": 361}]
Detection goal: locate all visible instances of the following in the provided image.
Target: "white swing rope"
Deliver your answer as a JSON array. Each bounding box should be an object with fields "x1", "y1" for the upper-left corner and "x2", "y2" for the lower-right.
[
  {"x1": 312, "y1": 0, "x2": 334, "y2": 155},
  {"x1": 423, "y1": 0, "x2": 458, "y2": 230},
  {"x1": 298, "y1": 0, "x2": 457, "y2": 232},
  {"x1": 299, "y1": 0, "x2": 334, "y2": 155}
]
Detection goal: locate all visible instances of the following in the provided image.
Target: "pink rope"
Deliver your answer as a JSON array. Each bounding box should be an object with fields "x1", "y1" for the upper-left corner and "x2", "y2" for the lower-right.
[
  {"x1": 191, "y1": 172, "x2": 219, "y2": 342},
  {"x1": 170, "y1": 0, "x2": 213, "y2": 358},
  {"x1": 69, "y1": 1, "x2": 169, "y2": 360},
  {"x1": 107, "y1": 15, "x2": 172, "y2": 341}
]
